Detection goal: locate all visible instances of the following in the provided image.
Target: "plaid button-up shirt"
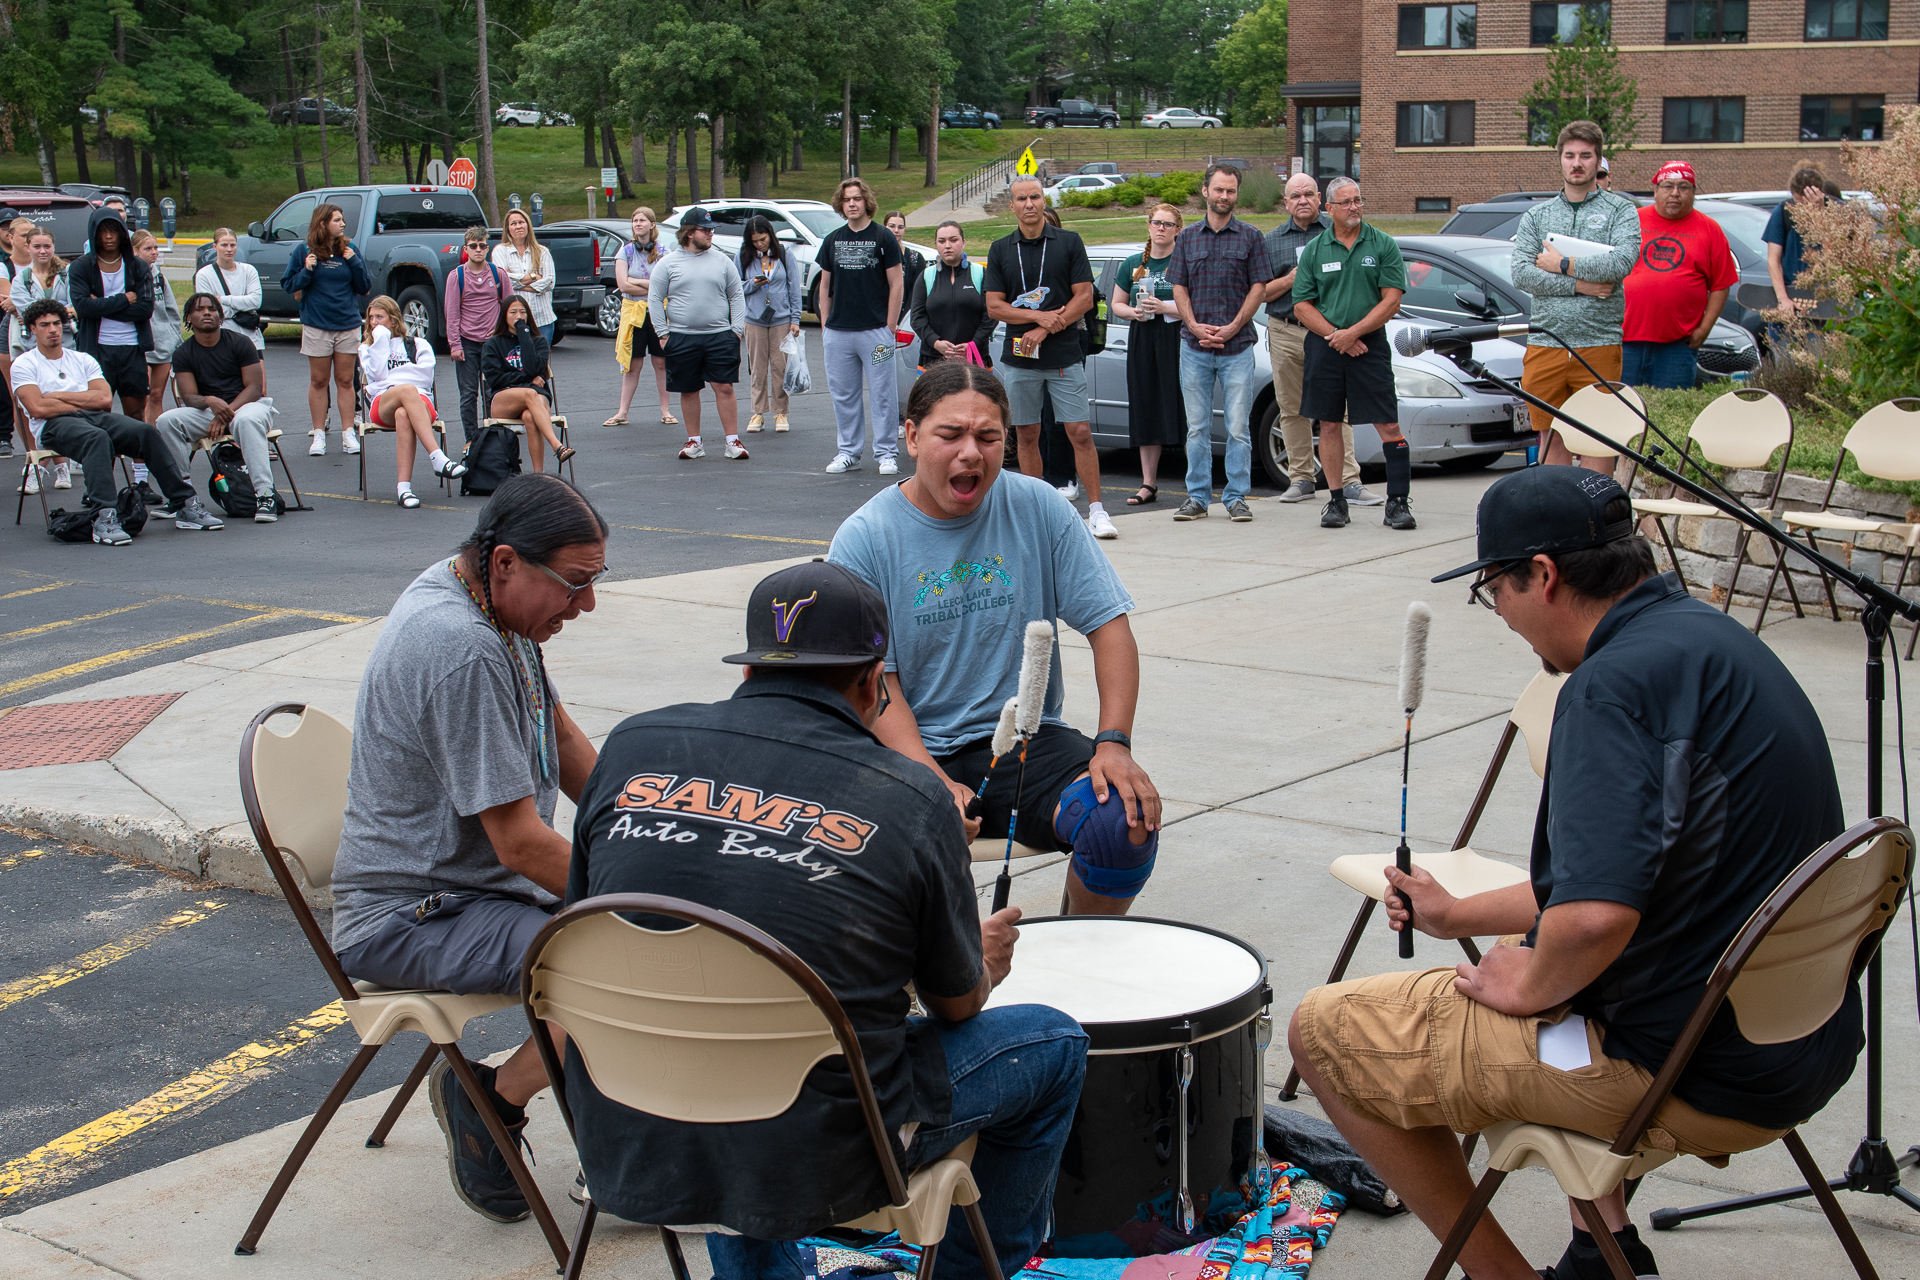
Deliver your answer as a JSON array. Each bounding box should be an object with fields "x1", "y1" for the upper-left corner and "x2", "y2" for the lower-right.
[{"x1": 1167, "y1": 214, "x2": 1273, "y2": 355}]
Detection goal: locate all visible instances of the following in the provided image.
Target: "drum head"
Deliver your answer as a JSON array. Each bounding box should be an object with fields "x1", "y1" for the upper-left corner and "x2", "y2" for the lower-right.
[{"x1": 984, "y1": 916, "x2": 1268, "y2": 1051}]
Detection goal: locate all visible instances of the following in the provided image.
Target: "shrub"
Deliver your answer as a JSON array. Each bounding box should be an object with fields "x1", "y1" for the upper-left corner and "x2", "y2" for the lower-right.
[
  {"x1": 1061, "y1": 188, "x2": 1114, "y2": 209},
  {"x1": 1236, "y1": 169, "x2": 1281, "y2": 214},
  {"x1": 1112, "y1": 183, "x2": 1147, "y2": 207},
  {"x1": 1152, "y1": 170, "x2": 1204, "y2": 204}
]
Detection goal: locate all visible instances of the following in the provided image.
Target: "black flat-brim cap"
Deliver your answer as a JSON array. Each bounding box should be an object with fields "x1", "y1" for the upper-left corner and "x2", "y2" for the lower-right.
[
  {"x1": 722, "y1": 561, "x2": 891, "y2": 666},
  {"x1": 1433, "y1": 465, "x2": 1634, "y2": 582}
]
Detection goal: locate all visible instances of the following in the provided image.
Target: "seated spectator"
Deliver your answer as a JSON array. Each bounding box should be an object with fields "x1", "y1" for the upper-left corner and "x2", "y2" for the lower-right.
[
  {"x1": 10, "y1": 298, "x2": 223, "y2": 544},
  {"x1": 156, "y1": 293, "x2": 280, "y2": 523},
  {"x1": 482, "y1": 296, "x2": 572, "y2": 473},
  {"x1": 358, "y1": 294, "x2": 467, "y2": 508}
]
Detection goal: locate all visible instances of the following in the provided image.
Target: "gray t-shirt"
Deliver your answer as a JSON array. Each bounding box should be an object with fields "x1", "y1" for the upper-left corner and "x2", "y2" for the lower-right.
[
  {"x1": 649, "y1": 245, "x2": 746, "y2": 337},
  {"x1": 330, "y1": 562, "x2": 560, "y2": 952}
]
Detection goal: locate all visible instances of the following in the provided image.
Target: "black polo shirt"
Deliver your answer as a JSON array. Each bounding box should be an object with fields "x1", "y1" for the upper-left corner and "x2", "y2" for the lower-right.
[
  {"x1": 563, "y1": 673, "x2": 983, "y2": 1237},
  {"x1": 1531, "y1": 572, "x2": 1857, "y2": 1128},
  {"x1": 982, "y1": 223, "x2": 1093, "y2": 370}
]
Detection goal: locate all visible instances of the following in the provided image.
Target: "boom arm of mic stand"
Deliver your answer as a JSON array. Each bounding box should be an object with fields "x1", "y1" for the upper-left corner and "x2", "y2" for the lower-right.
[{"x1": 1437, "y1": 346, "x2": 1920, "y2": 625}]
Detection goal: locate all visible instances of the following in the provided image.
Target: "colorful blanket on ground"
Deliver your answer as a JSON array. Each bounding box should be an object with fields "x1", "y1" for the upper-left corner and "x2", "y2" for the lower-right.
[{"x1": 795, "y1": 1163, "x2": 1345, "y2": 1280}]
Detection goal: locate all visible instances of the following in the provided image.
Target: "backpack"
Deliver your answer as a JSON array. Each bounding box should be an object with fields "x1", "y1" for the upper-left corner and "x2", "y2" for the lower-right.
[
  {"x1": 921, "y1": 262, "x2": 985, "y2": 296},
  {"x1": 206, "y1": 440, "x2": 284, "y2": 518},
  {"x1": 117, "y1": 482, "x2": 149, "y2": 536},
  {"x1": 46, "y1": 484, "x2": 148, "y2": 542},
  {"x1": 460, "y1": 423, "x2": 522, "y2": 496}
]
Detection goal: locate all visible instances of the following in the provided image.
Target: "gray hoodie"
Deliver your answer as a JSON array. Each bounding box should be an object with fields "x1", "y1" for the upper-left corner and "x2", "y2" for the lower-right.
[{"x1": 650, "y1": 244, "x2": 746, "y2": 337}]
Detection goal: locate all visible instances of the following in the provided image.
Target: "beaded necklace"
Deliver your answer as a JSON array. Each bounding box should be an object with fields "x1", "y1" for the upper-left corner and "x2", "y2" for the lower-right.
[{"x1": 449, "y1": 556, "x2": 554, "y2": 782}]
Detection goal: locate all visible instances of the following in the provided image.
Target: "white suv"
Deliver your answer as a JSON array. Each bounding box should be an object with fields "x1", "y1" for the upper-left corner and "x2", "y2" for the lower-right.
[{"x1": 495, "y1": 102, "x2": 574, "y2": 127}]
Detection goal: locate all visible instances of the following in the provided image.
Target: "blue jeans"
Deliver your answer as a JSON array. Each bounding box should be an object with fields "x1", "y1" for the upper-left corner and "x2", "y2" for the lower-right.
[
  {"x1": 705, "y1": 1004, "x2": 1088, "y2": 1280},
  {"x1": 1620, "y1": 340, "x2": 1698, "y2": 390},
  {"x1": 1178, "y1": 344, "x2": 1255, "y2": 507}
]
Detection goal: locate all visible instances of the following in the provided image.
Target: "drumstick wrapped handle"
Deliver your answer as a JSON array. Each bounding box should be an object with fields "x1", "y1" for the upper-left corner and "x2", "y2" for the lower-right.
[{"x1": 1397, "y1": 602, "x2": 1431, "y2": 959}]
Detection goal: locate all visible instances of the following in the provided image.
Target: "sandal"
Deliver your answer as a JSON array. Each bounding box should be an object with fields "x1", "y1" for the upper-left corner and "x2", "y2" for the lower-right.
[
  {"x1": 556, "y1": 445, "x2": 577, "y2": 465},
  {"x1": 661, "y1": 413, "x2": 680, "y2": 426},
  {"x1": 1126, "y1": 485, "x2": 1158, "y2": 506},
  {"x1": 399, "y1": 491, "x2": 422, "y2": 509},
  {"x1": 601, "y1": 414, "x2": 628, "y2": 427}
]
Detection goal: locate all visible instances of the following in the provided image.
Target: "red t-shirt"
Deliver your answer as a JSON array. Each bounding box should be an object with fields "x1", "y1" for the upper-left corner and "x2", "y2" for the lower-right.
[{"x1": 1623, "y1": 207, "x2": 1739, "y2": 344}]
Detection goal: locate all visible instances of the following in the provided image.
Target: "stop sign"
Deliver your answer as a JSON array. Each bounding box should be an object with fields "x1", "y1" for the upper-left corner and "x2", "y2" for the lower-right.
[{"x1": 447, "y1": 157, "x2": 477, "y2": 189}]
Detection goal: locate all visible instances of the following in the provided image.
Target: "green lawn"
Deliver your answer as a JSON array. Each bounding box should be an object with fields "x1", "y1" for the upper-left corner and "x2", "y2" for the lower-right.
[{"x1": 1638, "y1": 380, "x2": 1914, "y2": 501}]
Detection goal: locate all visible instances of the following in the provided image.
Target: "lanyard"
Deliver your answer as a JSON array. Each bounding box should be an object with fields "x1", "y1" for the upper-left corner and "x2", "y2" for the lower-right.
[
  {"x1": 448, "y1": 557, "x2": 555, "y2": 782},
  {"x1": 1016, "y1": 232, "x2": 1047, "y2": 297}
]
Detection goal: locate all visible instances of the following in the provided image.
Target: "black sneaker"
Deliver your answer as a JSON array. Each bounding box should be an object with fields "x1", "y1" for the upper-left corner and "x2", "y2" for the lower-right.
[
  {"x1": 1383, "y1": 495, "x2": 1417, "y2": 530},
  {"x1": 1553, "y1": 1225, "x2": 1660, "y2": 1280},
  {"x1": 0, "y1": 439, "x2": 13, "y2": 459},
  {"x1": 135, "y1": 480, "x2": 164, "y2": 509},
  {"x1": 427, "y1": 1057, "x2": 532, "y2": 1223},
  {"x1": 1320, "y1": 496, "x2": 1349, "y2": 528}
]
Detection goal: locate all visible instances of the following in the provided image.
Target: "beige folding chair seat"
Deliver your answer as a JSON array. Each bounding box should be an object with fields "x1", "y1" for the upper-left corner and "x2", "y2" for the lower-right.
[
  {"x1": 233, "y1": 703, "x2": 567, "y2": 1265},
  {"x1": 481, "y1": 368, "x2": 573, "y2": 482},
  {"x1": 522, "y1": 896, "x2": 1004, "y2": 1280},
  {"x1": 355, "y1": 373, "x2": 451, "y2": 499},
  {"x1": 1283, "y1": 670, "x2": 1565, "y2": 1101},
  {"x1": 1422, "y1": 818, "x2": 1913, "y2": 1280}
]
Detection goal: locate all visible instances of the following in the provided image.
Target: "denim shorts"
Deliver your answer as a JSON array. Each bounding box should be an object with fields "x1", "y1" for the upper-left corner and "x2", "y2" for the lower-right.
[
  {"x1": 334, "y1": 892, "x2": 553, "y2": 996},
  {"x1": 1001, "y1": 362, "x2": 1089, "y2": 426}
]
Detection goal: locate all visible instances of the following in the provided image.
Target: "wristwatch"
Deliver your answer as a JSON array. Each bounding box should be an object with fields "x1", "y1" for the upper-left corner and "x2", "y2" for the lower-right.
[
  {"x1": 1093, "y1": 730, "x2": 1132, "y2": 751},
  {"x1": 1559, "y1": 257, "x2": 1573, "y2": 276}
]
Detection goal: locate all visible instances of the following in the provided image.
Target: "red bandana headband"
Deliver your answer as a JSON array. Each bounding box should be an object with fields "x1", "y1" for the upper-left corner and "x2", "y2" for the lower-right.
[{"x1": 1654, "y1": 160, "x2": 1698, "y2": 187}]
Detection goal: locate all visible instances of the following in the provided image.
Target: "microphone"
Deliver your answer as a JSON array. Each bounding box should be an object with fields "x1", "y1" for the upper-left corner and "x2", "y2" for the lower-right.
[
  {"x1": 1396, "y1": 601, "x2": 1433, "y2": 959},
  {"x1": 1393, "y1": 321, "x2": 1541, "y2": 359}
]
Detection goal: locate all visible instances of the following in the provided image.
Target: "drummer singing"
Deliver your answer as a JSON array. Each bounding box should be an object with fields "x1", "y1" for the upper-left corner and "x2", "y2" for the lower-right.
[
  {"x1": 1290, "y1": 467, "x2": 1858, "y2": 1280},
  {"x1": 563, "y1": 560, "x2": 1088, "y2": 1280},
  {"x1": 829, "y1": 360, "x2": 1162, "y2": 915}
]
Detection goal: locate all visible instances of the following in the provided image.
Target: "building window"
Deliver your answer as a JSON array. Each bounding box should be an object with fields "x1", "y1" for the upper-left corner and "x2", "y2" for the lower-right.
[
  {"x1": 1802, "y1": 94, "x2": 1886, "y2": 140},
  {"x1": 1397, "y1": 101, "x2": 1476, "y2": 147},
  {"x1": 1398, "y1": 4, "x2": 1477, "y2": 48},
  {"x1": 1666, "y1": 0, "x2": 1747, "y2": 42},
  {"x1": 1415, "y1": 197, "x2": 1453, "y2": 212},
  {"x1": 1805, "y1": 0, "x2": 1888, "y2": 40},
  {"x1": 1663, "y1": 96, "x2": 1745, "y2": 143},
  {"x1": 1531, "y1": 2, "x2": 1609, "y2": 44}
]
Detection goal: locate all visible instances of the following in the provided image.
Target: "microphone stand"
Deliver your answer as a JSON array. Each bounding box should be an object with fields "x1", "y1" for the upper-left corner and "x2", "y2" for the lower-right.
[{"x1": 1433, "y1": 337, "x2": 1920, "y2": 1226}]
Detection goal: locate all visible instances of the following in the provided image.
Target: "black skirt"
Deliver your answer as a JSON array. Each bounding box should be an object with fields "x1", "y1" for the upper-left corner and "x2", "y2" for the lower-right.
[{"x1": 1126, "y1": 317, "x2": 1186, "y2": 449}]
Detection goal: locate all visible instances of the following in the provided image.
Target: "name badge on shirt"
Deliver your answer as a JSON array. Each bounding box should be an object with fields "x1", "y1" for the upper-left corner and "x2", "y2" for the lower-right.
[
  {"x1": 1321, "y1": 261, "x2": 1342, "y2": 273},
  {"x1": 1012, "y1": 285, "x2": 1051, "y2": 309}
]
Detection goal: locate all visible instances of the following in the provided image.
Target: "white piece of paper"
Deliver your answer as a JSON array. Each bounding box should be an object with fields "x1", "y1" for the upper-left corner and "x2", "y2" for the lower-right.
[
  {"x1": 1543, "y1": 232, "x2": 1620, "y2": 259},
  {"x1": 1538, "y1": 1014, "x2": 1593, "y2": 1072}
]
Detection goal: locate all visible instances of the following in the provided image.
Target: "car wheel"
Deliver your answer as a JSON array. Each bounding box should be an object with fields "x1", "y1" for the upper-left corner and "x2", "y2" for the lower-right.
[
  {"x1": 397, "y1": 284, "x2": 444, "y2": 354},
  {"x1": 1203, "y1": 121, "x2": 1217, "y2": 129},
  {"x1": 502, "y1": 118, "x2": 519, "y2": 127},
  {"x1": 1042, "y1": 120, "x2": 1057, "y2": 129},
  {"x1": 1102, "y1": 118, "x2": 1117, "y2": 129},
  {"x1": 1256, "y1": 402, "x2": 1327, "y2": 490},
  {"x1": 1159, "y1": 122, "x2": 1172, "y2": 129},
  {"x1": 548, "y1": 322, "x2": 566, "y2": 348},
  {"x1": 986, "y1": 120, "x2": 997, "y2": 129},
  {"x1": 597, "y1": 290, "x2": 622, "y2": 338}
]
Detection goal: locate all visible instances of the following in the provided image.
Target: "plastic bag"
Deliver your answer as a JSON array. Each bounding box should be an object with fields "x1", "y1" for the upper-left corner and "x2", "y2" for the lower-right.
[
  {"x1": 1263, "y1": 1104, "x2": 1405, "y2": 1216},
  {"x1": 783, "y1": 333, "x2": 813, "y2": 396}
]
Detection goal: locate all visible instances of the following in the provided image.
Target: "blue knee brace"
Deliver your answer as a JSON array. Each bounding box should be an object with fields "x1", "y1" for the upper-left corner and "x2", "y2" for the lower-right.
[{"x1": 1055, "y1": 776, "x2": 1158, "y2": 899}]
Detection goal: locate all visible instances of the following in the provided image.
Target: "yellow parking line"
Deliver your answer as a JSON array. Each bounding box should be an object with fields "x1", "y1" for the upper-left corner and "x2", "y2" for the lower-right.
[
  {"x1": 0, "y1": 599, "x2": 162, "y2": 644},
  {"x1": 0, "y1": 582, "x2": 75, "y2": 601},
  {"x1": 0, "y1": 848, "x2": 46, "y2": 874},
  {"x1": 0, "y1": 999, "x2": 351, "y2": 1199},
  {"x1": 179, "y1": 596, "x2": 367, "y2": 625},
  {"x1": 0, "y1": 613, "x2": 285, "y2": 701},
  {"x1": 0, "y1": 901, "x2": 228, "y2": 1012}
]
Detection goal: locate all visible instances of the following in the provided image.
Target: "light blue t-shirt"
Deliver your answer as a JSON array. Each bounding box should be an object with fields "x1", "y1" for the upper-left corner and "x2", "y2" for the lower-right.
[{"x1": 829, "y1": 473, "x2": 1135, "y2": 755}]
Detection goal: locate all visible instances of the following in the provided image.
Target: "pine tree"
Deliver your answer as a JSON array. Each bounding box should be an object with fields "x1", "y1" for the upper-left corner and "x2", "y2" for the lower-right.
[{"x1": 1517, "y1": 9, "x2": 1638, "y2": 155}]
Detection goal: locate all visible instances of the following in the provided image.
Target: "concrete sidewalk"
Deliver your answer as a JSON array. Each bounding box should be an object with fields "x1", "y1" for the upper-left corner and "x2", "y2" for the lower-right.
[{"x1": 4, "y1": 473, "x2": 1919, "y2": 1278}]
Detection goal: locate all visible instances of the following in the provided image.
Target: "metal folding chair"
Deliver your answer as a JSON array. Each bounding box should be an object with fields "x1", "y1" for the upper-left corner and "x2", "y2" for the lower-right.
[
  {"x1": 232, "y1": 703, "x2": 567, "y2": 1265},
  {"x1": 1422, "y1": 817, "x2": 1913, "y2": 1280},
  {"x1": 354, "y1": 361, "x2": 451, "y2": 499},
  {"x1": 521, "y1": 894, "x2": 1005, "y2": 1280},
  {"x1": 482, "y1": 368, "x2": 572, "y2": 483}
]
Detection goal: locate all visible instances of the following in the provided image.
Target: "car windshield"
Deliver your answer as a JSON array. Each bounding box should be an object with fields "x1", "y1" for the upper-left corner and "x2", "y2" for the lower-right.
[
  {"x1": 787, "y1": 208, "x2": 846, "y2": 237},
  {"x1": 1450, "y1": 242, "x2": 1519, "y2": 287},
  {"x1": 1697, "y1": 202, "x2": 1771, "y2": 270}
]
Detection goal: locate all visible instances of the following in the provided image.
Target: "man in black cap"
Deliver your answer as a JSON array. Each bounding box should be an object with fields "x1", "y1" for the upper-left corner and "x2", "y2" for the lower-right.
[
  {"x1": 562, "y1": 560, "x2": 1086, "y2": 1280},
  {"x1": 1288, "y1": 467, "x2": 1856, "y2": 1280}
]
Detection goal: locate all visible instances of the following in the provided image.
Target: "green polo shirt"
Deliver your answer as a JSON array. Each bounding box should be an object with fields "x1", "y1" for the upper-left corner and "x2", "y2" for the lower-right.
[{"x1": 1290, "y1": 221, "x2": 1408, "y2": 332}]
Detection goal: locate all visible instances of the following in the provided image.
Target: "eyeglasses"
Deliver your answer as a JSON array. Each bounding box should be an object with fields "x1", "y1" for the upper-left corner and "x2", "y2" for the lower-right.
[
  {"x1": 874, "y1": 667, "x2": 891, "y2": 719},
  {"x1": 1148, "y1": 219, "x2": 1180, "y2": 229},
  {"x1": 535, "y1": 560, "x2": 611, "y2": 602},
  {"x1": 1468, "y1": 561, "x2": 1522, "y2": 611},
  {"x1": 1332, "y1": 198, "x2": 1365, "y2": 208}
]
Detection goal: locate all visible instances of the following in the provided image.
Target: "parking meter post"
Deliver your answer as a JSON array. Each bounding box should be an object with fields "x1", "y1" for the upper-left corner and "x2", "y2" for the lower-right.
[
  {"x1": 160, "y1": 197, "x2": 177, "y2": 242},
  {"x1": 133, "y1": 198, "x2": 151, "y2": 231},
  {"x1": 530, "y1": 193, "x2": 543, "y2": 228},
  {"x1": 508, "y1": 193, "x2": 522, "y2": 212}
]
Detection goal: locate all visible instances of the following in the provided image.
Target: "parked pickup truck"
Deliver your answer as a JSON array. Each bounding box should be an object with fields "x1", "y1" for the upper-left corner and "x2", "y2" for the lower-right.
[
  {"x1": 1025, "y1": 99, "x2": 1120, "y2": 129},
  {"x1": 199, "y1": 185, "x2": 605, "y2": 350}
]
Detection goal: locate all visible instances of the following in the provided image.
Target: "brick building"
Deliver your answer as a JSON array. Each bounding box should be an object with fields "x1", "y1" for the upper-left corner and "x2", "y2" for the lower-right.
[{"x1": 1281, "y1": 0, "x2": 1920, "y2": 213}]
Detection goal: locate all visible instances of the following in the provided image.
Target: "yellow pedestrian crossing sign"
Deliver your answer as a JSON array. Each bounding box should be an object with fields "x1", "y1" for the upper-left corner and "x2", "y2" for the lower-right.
[{"x1": 1016, "y1": 147, "x2": 1038, "y2": 176}]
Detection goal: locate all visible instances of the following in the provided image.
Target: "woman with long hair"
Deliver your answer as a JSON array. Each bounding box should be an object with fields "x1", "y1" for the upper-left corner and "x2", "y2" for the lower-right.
[
  {"x1": 360, "y1": 294, "x2": 467, "y2": 507},
  {"x1": 193, "y1": 227, "x2": 266, "y2": 356},
  {"x1": 485, "y1": 295, "x2": 572, "y2": 473},
  {"x1": 736, "y1": 215, "x2": 802, "y2": 433},
  {"x1": 283, "y1": 201, "x2": 371, "y2": 457},
  {"x1": 132, "y1": 230, "x2": 182, "y2": 435},
  {"x1": 1110, "y1": 203, "x2": 1187, "y2": 506},
  {"x1": 607, "y1": 206, "x2": 673, "y2": 427},
  {"x1": 492, "y1": 209, "x2": 555, "y2": 342}
]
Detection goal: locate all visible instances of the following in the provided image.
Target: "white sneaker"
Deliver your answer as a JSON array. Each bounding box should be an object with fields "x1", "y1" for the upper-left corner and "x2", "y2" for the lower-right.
[
  {"x1": 1057, "y1": 479, "x2": 1081, "y2": 501},
  {"x1": 745, "y1": 415, "x2": 764, "y2": 433},
  {"x1": 52, "y1": 462, "x2": 70, "y2": 490},
  {"x1": 825, "y1": 453, "x2": 860, "y2": 473},
  {"x1": 308, "y1": 432, "x2": 327, "y2": 456},
  {"x1": 1088, "y1": 507, "x2": 1118, "y2": 539},
  {"x1": 878, "y1": 456, "x2": 899, "y2": 476},
  {"x1": 724, "y1": 438, "x2": 750, "y2": 460},
  {"x1": 679, "y1": 438, "x2": 706, "y2": 460},
  {"x1": 22, "y1": 465, "x2": 39, "y2": 495},
  {"x1": 342, "y1": 429, "x2": 360, "y2": 455}
]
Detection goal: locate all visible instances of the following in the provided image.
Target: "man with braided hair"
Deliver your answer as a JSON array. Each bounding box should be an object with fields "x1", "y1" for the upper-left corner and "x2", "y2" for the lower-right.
[{"x1": 330, "y1": 472, "x2": 608, "y2": 1225}]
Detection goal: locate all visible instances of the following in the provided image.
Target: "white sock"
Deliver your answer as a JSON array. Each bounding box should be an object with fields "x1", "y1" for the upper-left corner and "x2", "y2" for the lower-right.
[
  {"x1": 726, "y1": 433, "x2": 741, "y2": 445},
  {"x1": 687, "y1": 435, "x2": 700, "y2": 444},
  {"x1": 397, "y1": 481, "x2": 413, "y2": 497},
  {"x1": 132, "y1": 463, "x2": 149, "y2": 483},
  {"x1": 1088, "y1": 500, "x2": 1106, "y2": 516},
  {"x1": 429, "y1": 448, "x2": 450, "y2": 469}
]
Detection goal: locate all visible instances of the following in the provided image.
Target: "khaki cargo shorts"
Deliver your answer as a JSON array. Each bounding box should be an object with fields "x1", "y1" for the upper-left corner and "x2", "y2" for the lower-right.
[
  {"x1": 1294, "y1": 967, "x2": 1784, "y2": 1159},
  {"x1": 300, "y1": 325, "x2": 360, "y2": 357}
]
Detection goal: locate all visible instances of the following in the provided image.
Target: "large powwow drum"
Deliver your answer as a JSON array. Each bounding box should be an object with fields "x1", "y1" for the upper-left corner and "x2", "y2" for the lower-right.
[{"x1": 985, "y1": 917, "x2": 1273, "y2": 1257}]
